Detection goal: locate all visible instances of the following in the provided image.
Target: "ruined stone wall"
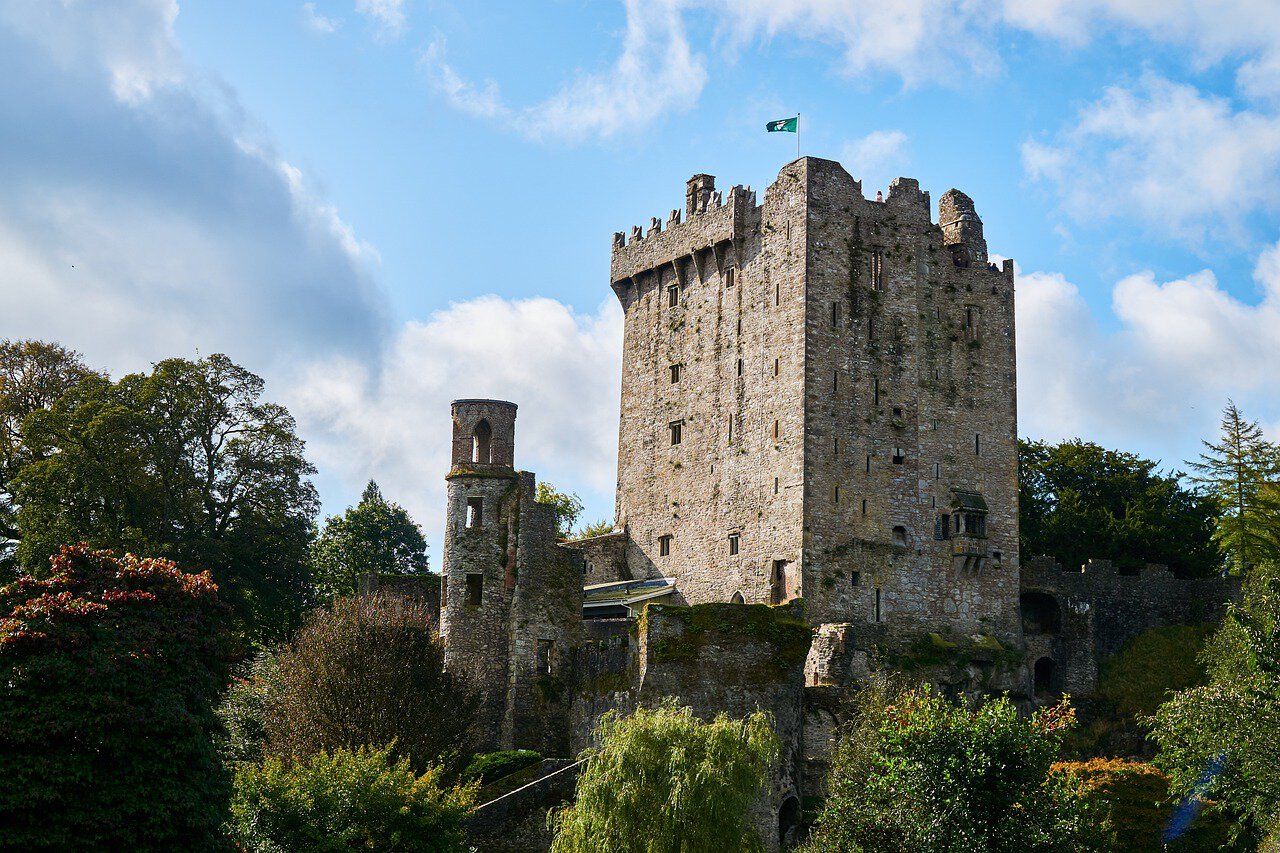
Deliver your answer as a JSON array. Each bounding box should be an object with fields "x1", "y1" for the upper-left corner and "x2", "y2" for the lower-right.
[
  {"x1": 560, "y1": 531, "x2": 629, "y2": 586},
  {"x1": 1020, "y1": 556, "x2": 1239, "y2": 694},
  {"x1": 800, "y1": 159, "x2": 1020, "y2": 642},
  {"x1": 611, "y1": 175, "x2": 806, "y2": 605}
]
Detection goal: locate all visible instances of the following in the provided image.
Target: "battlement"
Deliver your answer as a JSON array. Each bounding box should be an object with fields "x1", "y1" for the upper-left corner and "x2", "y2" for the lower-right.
[
  {"x1": 610, "y1": 175, "x2": 757, "y2": 286},
  {"x1": 1021, "y1": 555, "x2": 1238, "y2": 610}
]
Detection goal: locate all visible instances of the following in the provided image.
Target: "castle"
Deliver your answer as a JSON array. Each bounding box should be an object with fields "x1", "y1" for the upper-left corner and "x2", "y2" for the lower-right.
[{"x1": 415, "y1": 158, "x2": 1236, "y2": 851}]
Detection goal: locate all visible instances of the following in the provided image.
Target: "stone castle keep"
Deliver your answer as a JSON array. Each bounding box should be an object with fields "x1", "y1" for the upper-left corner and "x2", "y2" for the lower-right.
[{"x1": 421, "y1": 158, "x2": 1237, "y2": 851}]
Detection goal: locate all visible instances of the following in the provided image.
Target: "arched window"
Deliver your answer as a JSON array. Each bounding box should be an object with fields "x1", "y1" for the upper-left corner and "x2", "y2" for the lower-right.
[
  {"x1": 472, "y1": 420, "x2": 492, "y2": 464},
  {"x1": 730, "y1": 591, "x2": 745, "y2": 604},
  {"x1": 778, "y1": 796, "x2": 802, "y2": 848},
  {"x1": 1020, "y1": 592, "x2": 1061, "y2": 635},
  {"x1": 892, "y1": 525, "x2": 907, "y2": 546}
]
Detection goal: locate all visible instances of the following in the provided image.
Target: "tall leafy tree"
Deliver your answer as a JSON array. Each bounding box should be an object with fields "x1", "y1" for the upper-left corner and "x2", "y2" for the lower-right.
[
  {"x1": 311, "y1": 480, "x2": 430, "y2": 602},
  {"x1": 0, "y1": 545, "x2": 233, "y2": 851},
  {"x1": 12, "y1": 353, "x2": 318, "y2": 641},
  {"x1": 0, "y1": 340, "x2": 97, "y2": 575},
  {"x1": 550, "y1": 701, "x2": 778, "y2": 852},
  {"x1": 1189, "y1": 402, "x2": 1280, "y2": 573},
  {"x1": 535, "y1": 481, "x2": 584, "y2": 540},
  {"x1": 1020, "y1": 439, "x2": 1220, "y2": 577}
]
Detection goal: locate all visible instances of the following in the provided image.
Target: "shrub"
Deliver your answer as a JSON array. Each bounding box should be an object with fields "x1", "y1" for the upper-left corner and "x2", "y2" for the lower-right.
[
  {"x1": 804, "y1": 678, "x2": 1097, "y2": 852},
  {"x1": 1053, "y1": 758, "x2": 1241, "y2": 852},
  {"x1": 216, "y1": 650, "x2": 281, "y2": 765},
  {"x1": 0, "y1": 545, "x2": 233, "y2": 851},
  {"x1": 228, "y1": 743, "x2": 475, "y2": 852},
  {"x1": 550, "y1": 701, "x2": 778, "y2": 852},
  {"x1": 263, "y1": 593, "x2": 478, "y2": 773},
  {"x1": 462, "y1": 749, "x2": 543, "y2": 787}
]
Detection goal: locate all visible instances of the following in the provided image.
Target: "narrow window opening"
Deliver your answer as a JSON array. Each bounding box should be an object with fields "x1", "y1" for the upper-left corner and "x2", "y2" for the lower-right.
[
  {"x1": 658, "y1": 535, "x2": 672, "y2": 556},
  {"x1": 736, "y1": 358, "x2": 743, "y2": 376},
  {"x1": 536, "y1": 638, "x2": 553, "y2": 674},
  {"x1": 466, "y1": 497, "x2": 483, "y2": 528},
  {"x1": 668, "y1": 285, "x2": 679, "y2": 308},
  {"x1": 728, "y1": 533, "x2": 740, "y2": 556},
  {"x1": 834, "y1": 485, "x2": 841, "y2": 504},
  {"x1": 466, "y1": 573, "x2": 483, "y2": 606},
  {"x1": 892, "y1": 447, "x2": 904, "y2": 465},
  {"x1": 472, "y1": 419, "x2": 493, "y2": 464},
  {"x1": 736, "y1": 317, "x2": 742, "y2": 335},
  {"x1": 871, "y1": 250, "x2": 884, "y2": 290},
  {"x1": 892, "y1": 525, "x2": 907, "y2": 546},
  {"x1": 892, "y1": 407, "x2": 902, "y2": 418},
  {"x1": 670, "y1": 363, "x2": 681, "y2": 383},
  {"x1": 774, "y1": 477, "x2": 780, "y2": 495},
  {"x1": 833, "y1": 436, "x2": 839, "y2": 457},
  {"x1": 861, "y1": 499, "x2": 868, "y2": 515},
  {"x1": 933, "y1": 462, "x2": 941, "y2": 479},
  {"x1": 873, "y1": 378, "x2": 880, "y2": 405},
  {"x1": 669, "y1": 421, "x2": 683, "y2": 445},
  {"x1": 865, "y1": 454, "x2": 871, "y2": 473},
  {"x1": 850, "y1": 571, "x2": 861, "y2": 587},
  {"x1": 774, "y1": 358, "x2": 780, "y2": 376},
  {"x1": 975, "y1": 433, "x2": 981, "y2": 455},
  {"x1": 773, "y1": 420, "x2": 780, "y2": 441},
  {"x1": 775, "y1": 282, "x2": 780, "y2": 305},
  {"x1": 874, "y1": 587, "x2": 882, "y2": 622},
  {"x1": 933, "y1": 367, "x2": 940, "y2": 380},
  {"x1": 831, "y1": 302, "x2": 841, "y2": 327},
  {"x1": 726, "y1": 267, "x2": 736, "y2": 288},
  {"x1": 727, "y1": 415, "x2": 734, "y2": 444},
  {"x1": 833, "y1": 371, "x2": 839, "y2": 393},
  {"x1": 935, "y1": 513, "x2": 951, "y2": 540}
]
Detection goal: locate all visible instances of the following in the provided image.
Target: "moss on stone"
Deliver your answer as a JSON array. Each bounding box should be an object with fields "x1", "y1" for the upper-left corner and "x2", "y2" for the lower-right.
[{"x1": 645, "y1": 602, "x2": 812, "y2": 676}]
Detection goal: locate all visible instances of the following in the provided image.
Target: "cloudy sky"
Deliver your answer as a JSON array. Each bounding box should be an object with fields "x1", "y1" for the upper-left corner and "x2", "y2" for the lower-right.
[{"x1": 4, "y1": 1, "x2": 1280, "y2": 560}]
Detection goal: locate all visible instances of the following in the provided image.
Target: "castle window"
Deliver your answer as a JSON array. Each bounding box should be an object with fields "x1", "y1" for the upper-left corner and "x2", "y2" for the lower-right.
[
  {"x1": 861, "y1": 499, "x2": 868, "y2": 515},
  {"x1": 874, "y1": 587, "x2": 882, "y2": 622},
  {"x1": 466, "y1": 497, "x2": 483, "y2": 528},
  {"x1": 933, "y1": 367, "x2": 940, "y2": 380},
  {"x1": 773, "y1": 358, "x2": 780, "y2": 376},
  {"x1": 892, "y1": 525, "x2": 907, "y2": 546},
  {"x1": 833, "y1": 485, "x2": 841, "y2": 504},
  {"x1": 831, "y1": 302, "x2": 841, "y2": 327},
  {"x1": 833, "y1": 436, "x2": 839, "y2": 457},
  {"x1": 736, "y1": 317, "x2": 742, "y2": 335},
  {"x1": 833, "y1": 371, "x2": 839, "y2": 393},
  {"x1": 865, "y1": 454, "x2": 871, "y2": 473},
  {"x1": 892, "y1": 407, "x2": 902, "y2": 417},
  {"x1": 670, "y1": 363, "x2": 682, "y2": 383},
  {"x1": 871, "y1": 250, "x2": 884, "y2": 290},
  {"x1": 466, "y1": 573, "x2": 483, "y2": 606},
  {"x1": 669, "y1": 421, "x2": 683, "y2": 445},
  {"x1": 658, "y1": 535, "x2": 672, "y2": 556},
  {"x1": 975, "y1": 433, "x2": 981, "y2": 455},
  {"x1": 873, "y1": 378, "x2": 880, "y2": 405},
  {"x1": 737, "y1": 358, "x2": 743, "y2": 376},
  {"x1": 774, "y1": 477, "x2": 779, "y2": 495},
  {"x1": 775, "y1": 282, "x2": 780, "y2": 306},
  {"x1": 933, "y1": 462, "x2": 941, "y2": 479},
  {"x1": 850, "y1": 571, "x2": 861, "y2": 587},
  {"x1": 472, "y1": 419, "x2": 492, "y2": 464},
  {"x1": 935, "y1": 513, "x2": 950, "y2": 540},
  {"x1": 668, "y1": 285, "x2": 680, "y2": 307},
  {"x1": 536, "y1": 638, "x2": 553, "y2": 674},
  {"x1": 727, "y1": 415, "x2": 733, "y2": 444},
  {"x1": 728, "y1": 533, "x2": 740, "y2": 556},
  {"x1": 726, "y1": 267, "x2": 736, "y2": 288},
  {"x1": 773, "y1": 420, "x2": 780, "y2": 441},
  {"x1": 892, "y1": 447, "x2": 905, "y2": 465}
]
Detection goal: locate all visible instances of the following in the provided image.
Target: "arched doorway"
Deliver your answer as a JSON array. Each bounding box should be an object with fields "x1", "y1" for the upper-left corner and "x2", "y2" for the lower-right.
[
  {"x1": 1020, "y1": 591, "x2": 1061, "y2": 635},
  {"x1": 1033, "y1": 657, "x2": 1058, "y2": 698},
  {"x1": 778, "y1": 796, "x2": 801, "y2": 849}
]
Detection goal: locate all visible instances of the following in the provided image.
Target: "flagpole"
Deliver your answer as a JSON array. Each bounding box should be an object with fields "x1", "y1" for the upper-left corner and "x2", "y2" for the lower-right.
[{"x1": 796, "y1": 112, "x2": 801, "y2": 159}]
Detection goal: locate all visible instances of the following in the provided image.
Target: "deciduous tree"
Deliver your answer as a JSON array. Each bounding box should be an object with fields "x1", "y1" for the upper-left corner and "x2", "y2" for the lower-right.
[
  {"x1": 311, "y1": 480, "x2": 430, "y2": 602},
  {"x1": 535, "y1": 481, "x2": 584, "y2": 540}
]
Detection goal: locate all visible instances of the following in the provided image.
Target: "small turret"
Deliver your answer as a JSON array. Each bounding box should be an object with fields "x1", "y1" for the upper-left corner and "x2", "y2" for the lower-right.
[
  {"x1": 686, "y1": 174, "x2": 716, "y2": 217},
  {"x1": 938, "y1": 189, "x2": 988, "y2": 267},
  {"x1": 450, "y1": 399, "x2": 516, "y2": 471}
]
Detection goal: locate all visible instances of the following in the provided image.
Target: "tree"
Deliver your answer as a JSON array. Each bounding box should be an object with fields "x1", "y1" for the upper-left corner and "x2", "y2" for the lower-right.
[
  {"x1": 576, "y1": 519, "x2": 616, "y2": 539},
  {"x1": 0, "y1": 340, "x2": 97, "y2": 576},
  {"x1": 228, "y1": 743, "x2": 474, "y2": 853},
  {"x1": 1147, "y1": 562, "x2": 1280, "y2": 845},
  {"x1": 263, "y1": 594, "x2": 478, "y2": 773},
  {"x1": 804, "y1": 678, "x2": 1095, "y2": 853},
  {"x1": 535, "y1": 481, "x2": 584, "y2": 540},
  {"x1": 1189, "y1": 402, "x2": 1280, "y2": 573},
  {"x1": 0, "y1": 545, "x2": 233, "y2": 851},
  {"x1": 311, "y1": 480, "x2": 430, "y2": 602},
  {"x1": 12, "y1": 352, "x2": 318, "y2": 641},
  {"x1": 1020, "y1": 438, "x2": 1221, "y2": 577},
  {"x1": 549, "y1": 701, "x2": 779, "y2": 852}
]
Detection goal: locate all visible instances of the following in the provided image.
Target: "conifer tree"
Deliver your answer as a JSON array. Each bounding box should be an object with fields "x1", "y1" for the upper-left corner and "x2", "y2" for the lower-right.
[{"x1": 311, "y1": 481, "x2": 430, "y2": 602}]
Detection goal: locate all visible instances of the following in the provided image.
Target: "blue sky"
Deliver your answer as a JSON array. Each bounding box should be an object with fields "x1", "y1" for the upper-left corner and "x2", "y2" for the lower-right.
[{"x1": 4, "y1": 1, "x2": 1280, "y2": 562}]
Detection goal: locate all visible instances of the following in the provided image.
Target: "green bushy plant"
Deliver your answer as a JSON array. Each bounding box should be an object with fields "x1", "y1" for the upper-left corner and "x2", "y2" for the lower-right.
[{"x1": 462, "y1": 749, "x2": 543, "y2": 787}]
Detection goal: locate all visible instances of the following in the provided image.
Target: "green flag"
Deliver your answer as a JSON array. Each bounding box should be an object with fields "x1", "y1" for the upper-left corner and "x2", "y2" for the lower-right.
[{"x1": 766, "y1": 116, "x2": 798, "y2": 133}]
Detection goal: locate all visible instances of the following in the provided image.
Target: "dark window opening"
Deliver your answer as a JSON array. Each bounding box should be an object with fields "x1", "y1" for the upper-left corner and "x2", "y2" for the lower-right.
[
  {"x1": 773, "y1": 420, "x2": 780, "y2": 441},
  {"x1": 466, "y1": 573, "x2": 483, "y2": 606},
  {"x1": 861, "y1": 499, "x2": 868, "y2": 515},
  {"x1": 892, "y1": 525, "x2": 907, "y2": 546},
  {"x1": 658, "y1": 535, "x2": 672, "y2": 556},
  {"x1": 975, "y1": 433, "x2": 981, "y2": 455},
  {"x1": 728, "y1": 533, "x2": 740, "y2": 556},
  {"x1": 472, "y1": 419, "x2": 492, "y2": 464},
  {"x1": 730, "y1": 590, "x2": 745, "y2": 604},
  {"x1": 668, "y1": 285, "x2": 680, "y2": 307},
  {"x1": 726, "y1": 267, "x2": 736, "y2": 288},
  {"x1": 1021, "y1": 592, "x2": 1061, "y2": 635},
  {"x1": 770, "y1": 560, "x2": 791, "y2": 605},
  {"x1": 831, "y1": 302, "x2": 841, "y2": 327},
  {"x1": 933, "y1": 462, "x2": 941, "y2": 479},
  {"x1": 727, "y1": 415, "x2": 733, "y2": 444},
  {"x1": 779, "y1": 797, "x2": 802, "y2": 849},
  {"x1": 892, "y1": 407, "x2": 902, "y2": 417},
  {"x1": 775, "y1": 282, "x2": 780, "y2": 305},
  {"x1": 669, "y1": 421, "x2": 683, "y2": 445},
  {"x1": 1034, "y1": 657, "x2": 1058, "y2": 697},
  {"x1": 865, "y1": 454, "x2": 871, "y2": 473},
  {"x1": 736, "y1": 317, "x2": 742, "y2": 335},
  {"x1": 773, "y1": 358, "x2": 780, "y2": 376},
  {"x1": 833, "y1": 485, "x2": 841, "y2": 504},
  {"x1": 737, "y1": 358, "x2": 743, "y2": 376},
  {"x1": 536, "y1": 638, "x2": 553, "y2": 674},
  {"x1": 871, "y1": 250, "x2": 884, "y2": 290},
  {"x1": 833, "y1": 436, "x2": 839, "y2": 457},
  {"x1": 952, "y1": 246, "x2": 971, "y2": 268},
  {"x1": 466, "y1": 497, "x2": 483, "y2": 528},
  {"x1": 873, "y1": 378, "x2": 880, "y2": 405},
  {"x1": 670, "y1": 363, "x2": 681, "y2": 383},
  {"x1": 833, "y1": 371, "x2": 839, "y2": 393},
  {"x1": 892, "y1": 447, "x2": 905, "y2": 465},
  {"x1": 935, "y1": 513, "x2": 950, "y2": 540},
  {"x1": 850, "y1": 571, "x2": 861, "y2": 586},
  {"x1": 956, "y1": 512, "x2": 987, "y2": 537},
  {"x1": 874, "y1": 587, "x2": 882, "y2": 622}
]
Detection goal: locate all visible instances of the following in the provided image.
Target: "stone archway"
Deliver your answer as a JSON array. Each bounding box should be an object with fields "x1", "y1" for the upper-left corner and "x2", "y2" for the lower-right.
[{"x1": 778, "y1": 795, "x2": 802, "y2": 849}]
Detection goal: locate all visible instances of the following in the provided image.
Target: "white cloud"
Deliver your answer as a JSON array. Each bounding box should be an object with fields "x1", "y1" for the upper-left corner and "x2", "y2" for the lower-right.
[
  {"x1": 302, "y1": 3, "x2": 341, "y2": 35},
  {"x1": 420, "y1": 40, "x2": 510, "y2": 120},
  {"x1": 839, "y1": 129, "x2": 909, "y2": 193},
  {"x1": 291, "y1": 296, "x2": 624, "y2": 542},
  {"x1": 355, "y1": 0, "x2": 406, "y2": 38},
  {"x1": 1017, "y1": 242, "x2": 1280, "y2": 458},
  {"x1": 1023, "y1": 73, "x2": 1280, "y2": 242}
]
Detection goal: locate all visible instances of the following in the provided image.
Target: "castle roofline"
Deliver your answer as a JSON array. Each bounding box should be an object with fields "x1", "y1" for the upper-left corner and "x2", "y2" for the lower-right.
[{"x1": 450, "y1": 398, "x2": 518, "y2": 409}]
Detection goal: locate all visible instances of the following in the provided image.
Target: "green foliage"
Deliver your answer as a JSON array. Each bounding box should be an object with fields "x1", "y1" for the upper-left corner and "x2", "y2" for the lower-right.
[
  {"x1": 311, "y1": 480, "x2": 430, "y2": 602},
  {"x1": 644, "y1": 602, "x2": 812, "y2": 675},
  {"x1": 461, "y1": 749, "x2": 543, "y2": 787},
  {"x1": 263, "y1": 593, "x2": 478, "y2": 774},
  {"x1": 1020, "y1": 438, "x2": 1221, "y2": 577},
  {"x1": 1189, "y1": 401, "x2": 1280, "y2": 573},
  {"x1": 0, "y1": 545, "x2": 233, "y2": 851},
  {"x1": 535, "y1": 481, "x2": 585, "y2": 540},
  {"x1": 228, "y1": 743, "x2": 475, "y2": 852},
  {"x1": 803, "y1": 678, "x2": 1096, "y2": 853},
  {"x1": 11, "y1": 352, "x2": 318, "y2": 642},
  {"x1": 576, "y1": 519, "x2": 616, "y2": 539},
  {"x1": 217, "y1": 650, "x2": 282, "y2": 765},
  {"x1": 0, "y1": 340, "x2": 97, "y2": 577},
  {"x1": 1148, "y1": 562, "x2": 1280, "y2": 843},
  {"x1": 549, "y1": 701, "x2": 779, "y2": 852},
  {"x1": 1098, "y1": 625, "x2": 1213, "y2": 719},
  {"x1": 1052, "y1": 759, "x2": 1242, "y2": 852}
]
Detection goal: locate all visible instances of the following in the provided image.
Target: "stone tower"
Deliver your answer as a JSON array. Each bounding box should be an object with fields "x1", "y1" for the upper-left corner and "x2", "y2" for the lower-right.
[
  {"x1": 609, "y1": 157, "x2": 1020, "y2": 642},
  {"x1": 440, "y1": 399, "x2": 584, "y2": 753}
]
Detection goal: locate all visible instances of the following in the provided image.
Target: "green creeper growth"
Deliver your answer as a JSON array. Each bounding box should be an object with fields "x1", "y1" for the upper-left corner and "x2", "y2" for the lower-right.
[
  {"x1": 535, "y1": 481, "x2": 585, "y2": 540},
  {"x1": 549, "y1": 700, "x2": 778, "y2": 852}
]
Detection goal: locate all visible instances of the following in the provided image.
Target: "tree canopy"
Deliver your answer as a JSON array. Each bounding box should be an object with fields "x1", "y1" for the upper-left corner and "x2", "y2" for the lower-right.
[
  {"x1": 11, "y1": 351, "x2": 318, "y2": 641},
  {"x1": 535, "y1": 481, "x2": 584, "y2": 540},
  {"x1": 1020, "y1": 438, "x2": 1220, "y2": 577},
  {"x1": 311, "y1": 480, "x2": 430, "y2": 602},
  {"x1": 550, "y1": 701, "x2": 778, "y2": 852},
  {"x1": 0, "y1": 545, "x2": 233, "y2": 851}
]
